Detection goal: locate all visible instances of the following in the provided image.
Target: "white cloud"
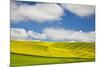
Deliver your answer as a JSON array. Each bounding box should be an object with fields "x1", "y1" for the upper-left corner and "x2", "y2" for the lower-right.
[
  {"x1": 28, "y1": 30, "x2": 47, "y2": 39},
  {"x1": 61, "y1": 4, "x2": 95, "y2": 17},
  {"x1": 11, "y1": 28, "x2": 95, "y2": 42},
  {"x1": 43, "y1": 28, "x2": 74, "y2": 41},
  {"x1": 69, "y1": 31, "x2": 95, "y2": 42},
  {"x1": 11, "y1": 28, "x2": 47, "y2": 40},
  {"x1": 10, "y1": 2, "x2": 95, "y2": 42},
  {"x1": 11, "y1": 2, "x2": 95, "y2": 23},
  {"x1": 43, "y1": 27, "x2": 95, "y2": 42},
  {"x1": 11, "y1": 28, "x2": 29, "y2": 40},
  {"x1": 11, "y1": 2, "x2": 64, "y2": 23}
]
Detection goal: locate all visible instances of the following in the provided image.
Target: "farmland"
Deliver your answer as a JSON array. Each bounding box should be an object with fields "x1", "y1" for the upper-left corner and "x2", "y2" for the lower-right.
[{"x1": 10, "y1": 40, "x2": 95, "y2": 67}]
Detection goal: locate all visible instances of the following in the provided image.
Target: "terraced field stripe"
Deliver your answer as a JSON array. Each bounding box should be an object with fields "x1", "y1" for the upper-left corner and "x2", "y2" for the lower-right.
[
  {"x1": 81, "y1": 43, "x2": 95, "y2": 50},
  {"x1": 73, "y1": 43, "x2": 89, "y2": 50},
  {"x1": 55, "y1": 42, "x2": 70, "y2": 48},
  {"x1": 52, "y1": 42, "x2": 72, "y2": 48},
  {"x1": 68, "y1": 43, "x2": 84, "y2": 49},
  {"x1": 72, "y1": 43, "x2": 87, "y2": 49},
  {"x1": 58, "y1": 43, "x2": 73, "y2": 48},
  {"x1": 54, "y1": 42, "x2": 66, "y2": 48},
  {"x1": 64, "y1": 43, "x2": 79, "y2": 49},
  {"x1": 51, "y1": 42, "x2": 63, "y2": 47}
]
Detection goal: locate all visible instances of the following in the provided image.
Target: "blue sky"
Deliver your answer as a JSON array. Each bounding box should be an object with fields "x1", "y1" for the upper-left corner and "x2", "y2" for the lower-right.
[
  {"x1": 11, "y1": 11, "x2": 95, "y2": 32},
  {"x1": 11, "y1": 1, "x2": 95, "y2": 32},
  {"x1": 10, "y1": 1, "x2": 95, "y2": 42}
]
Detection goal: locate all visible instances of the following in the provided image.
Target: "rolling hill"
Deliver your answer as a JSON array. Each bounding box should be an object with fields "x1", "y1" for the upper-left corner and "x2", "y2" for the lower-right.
[{"x1": 10, "y1": 40, "x2": 95, "y2": 66}]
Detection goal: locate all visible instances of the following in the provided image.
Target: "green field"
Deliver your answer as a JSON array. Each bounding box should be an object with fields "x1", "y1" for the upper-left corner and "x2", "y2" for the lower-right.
[
  {"x1": 11, "y1": 40, "x2": 95, "y2": 67},
  {"x1": 11, "y1": 53, "x2": 94, "y2": 67}
]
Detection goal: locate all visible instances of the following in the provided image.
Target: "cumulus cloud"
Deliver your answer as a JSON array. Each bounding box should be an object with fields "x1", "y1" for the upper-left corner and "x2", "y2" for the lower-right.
[
  {"x1": 11, "y1": 28, "x2": 29, "y2": 40},
  {"x1": 61, "y1": 4, "x2": 95, "y2": 17},
  {"x1": 43, "y1": 28, "x2": 74, "y2": 41},
  {"x1": 11, "y1": 28, "x2": 47, "y2": 40},
  {"x1": 11, "y1": 1, "x2": 95, "y2": 23},
  {"x1": 28, "y1": 30, "x2": 47, "y2": 39},
  {"x1": 43, "y1": 27, "x2": 95, "y2": 42},
  {"x1": 10, "y1": 2, "x2": 95, "y2": 42},
  {"x1": 11, "y1": 28, "x2": 95, "y2": 42},
  {"x1": 11, "y1": 2, "x2": 64, "y2": 23}
]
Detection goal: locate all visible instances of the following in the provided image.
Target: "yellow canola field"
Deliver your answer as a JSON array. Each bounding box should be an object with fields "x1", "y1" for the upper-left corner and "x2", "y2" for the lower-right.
[{"x1": 11, "y1": 40, "x2": 95, "y2": 58}]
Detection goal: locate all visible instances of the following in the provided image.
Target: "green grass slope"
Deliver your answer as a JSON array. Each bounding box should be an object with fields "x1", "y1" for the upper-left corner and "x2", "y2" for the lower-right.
[{"x1": 11, "y1": 53, "x2": 94, "y2": 67}]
